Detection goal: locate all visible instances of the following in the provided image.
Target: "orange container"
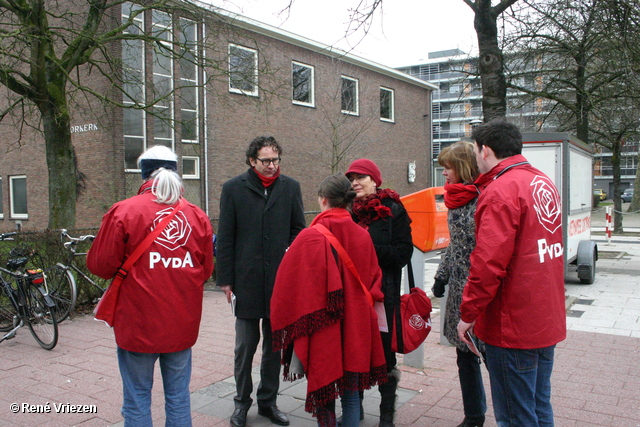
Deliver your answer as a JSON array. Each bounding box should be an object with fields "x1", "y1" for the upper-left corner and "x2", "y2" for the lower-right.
[{"x1": 401, "y1": 187, "x2": 450, "y2": 253}]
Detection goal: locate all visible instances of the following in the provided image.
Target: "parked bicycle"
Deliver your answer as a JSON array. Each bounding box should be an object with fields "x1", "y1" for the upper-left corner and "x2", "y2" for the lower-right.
[
  {"x1": 52, "y1": 229, "x2": 105, "y2": 322},
  {"x1": 0, "y1": 232, "x2": 58, "y2": 350}
]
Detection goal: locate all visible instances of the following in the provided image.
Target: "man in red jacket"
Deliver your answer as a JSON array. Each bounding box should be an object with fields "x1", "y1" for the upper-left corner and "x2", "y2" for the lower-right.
[
  {"x1": 88, "y1": 145, "x2": 214, "y2": 427},
  {"x1": 457, "y1": 120, "x2": 566, "y2": 427}
]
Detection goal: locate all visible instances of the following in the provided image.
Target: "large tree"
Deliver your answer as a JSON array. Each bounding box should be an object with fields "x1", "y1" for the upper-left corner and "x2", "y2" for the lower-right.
[
  {"x1": 0, "y1": 0, "x2": 231, "y2": 228},
  {"x1": 590, "y1": 91, "x2": 640, "y2": 231},
  {"x1": 503, "y1": 0, "x2": 640, "y2": 231},
  {"x1": 604, "y1": 0, "x2": 640, "y2": 214},
  {"x1": 503, "y1": 0, "x2": 627, "y2": 143}
]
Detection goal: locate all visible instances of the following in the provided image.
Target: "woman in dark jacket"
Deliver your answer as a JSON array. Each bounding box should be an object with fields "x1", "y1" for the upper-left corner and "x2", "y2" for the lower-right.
[
  {"x1": 432, "y1": 141, "x2": 486, "y2": 427},
  {"x1": 346, "y1": 159, "x2": 413, "y2": 427}
]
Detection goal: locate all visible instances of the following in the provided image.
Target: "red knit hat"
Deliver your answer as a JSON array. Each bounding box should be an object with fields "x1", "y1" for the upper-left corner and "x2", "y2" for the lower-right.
[{"x1": 346, "y1": 159, "x2": 383, "y2": 187}]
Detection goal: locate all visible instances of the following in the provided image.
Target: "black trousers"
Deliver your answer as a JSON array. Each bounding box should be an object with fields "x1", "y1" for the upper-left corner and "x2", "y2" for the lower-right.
[{"x1": 233, "y1": 318, "x2": 281, "y2": 409}]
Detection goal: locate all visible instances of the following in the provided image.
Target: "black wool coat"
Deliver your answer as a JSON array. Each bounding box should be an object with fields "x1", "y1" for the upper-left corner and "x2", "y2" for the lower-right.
[
  {"x1": 216, "y1": 169, "x2": 306, "y2": 319},
  {"x1": 354, "y1": 198, "x2": 413, "y2": 315}
]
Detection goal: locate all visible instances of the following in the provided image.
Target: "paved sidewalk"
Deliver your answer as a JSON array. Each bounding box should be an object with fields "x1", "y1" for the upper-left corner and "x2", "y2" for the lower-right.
[{"x1": 1, "y1": 233, "x2": 639, "y2": 426}]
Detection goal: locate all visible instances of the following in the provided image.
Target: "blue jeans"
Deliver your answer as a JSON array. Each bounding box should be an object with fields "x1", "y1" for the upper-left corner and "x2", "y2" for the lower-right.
[
  {"x1": 340, "y1": 389, "x2": 361, "y2": 427},
  {"x1": 117, "y1": 347, "x2": 193, "y2": 427},
  {"x1": 485, "y1": 344, "x2": 556, "y2": 427},
  {"x1": 456, "y1": 348, "x2": 487, "y2": 418}
]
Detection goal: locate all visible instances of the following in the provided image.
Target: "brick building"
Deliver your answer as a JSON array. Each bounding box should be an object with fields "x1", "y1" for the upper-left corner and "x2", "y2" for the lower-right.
[{"x1": 0, "y1": 1, "x2": 435, "y2": 231}]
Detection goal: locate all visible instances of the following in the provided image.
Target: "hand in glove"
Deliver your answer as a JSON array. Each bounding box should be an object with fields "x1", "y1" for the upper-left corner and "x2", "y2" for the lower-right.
[{"x1": 432, "y1": 278, "x2": 447, "y2": 298}]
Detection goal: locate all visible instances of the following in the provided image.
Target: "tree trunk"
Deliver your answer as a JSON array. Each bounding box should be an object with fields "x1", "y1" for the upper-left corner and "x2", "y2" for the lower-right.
[
  {"x1": 575, "y1": 55, "x2": 590, "y2": 143},
  {"x1": 40, "y1": 100, "x2": 77, "y2": 229},
  {"x1": 474, "y1": 7, "x2": 507, "y2": 121}
]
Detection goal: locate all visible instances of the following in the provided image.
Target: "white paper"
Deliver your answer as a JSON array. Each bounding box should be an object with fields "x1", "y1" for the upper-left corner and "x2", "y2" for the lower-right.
[
  {"x1": 374, "y1": 301, "x2": 388, "y2": 332},
  {"x1": 231, "y1": 293, "x2": 236, "y2": 316}
]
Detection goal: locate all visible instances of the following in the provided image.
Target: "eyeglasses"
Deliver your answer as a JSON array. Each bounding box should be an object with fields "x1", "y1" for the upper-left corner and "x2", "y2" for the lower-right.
[
  {"x1": 348, "y1": 174, "x2": 368, "y2": 182},
  {"x1": 256, "y1": 157, "x2": 281, "y2": 166}
]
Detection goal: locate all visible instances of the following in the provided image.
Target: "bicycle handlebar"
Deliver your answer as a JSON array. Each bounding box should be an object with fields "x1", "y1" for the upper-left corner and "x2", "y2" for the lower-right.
[
  {"x1": 60, "y1": 229, "x2": 95, "y2": 244},
  {"x1": 0, "y1": 232, "x2": 18, "y2": 241}
]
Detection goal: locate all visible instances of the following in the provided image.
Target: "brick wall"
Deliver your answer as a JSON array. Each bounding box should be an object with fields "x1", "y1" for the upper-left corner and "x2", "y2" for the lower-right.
[{"x1": 0, "y1": 3, "x2": 432, "y2": 231}]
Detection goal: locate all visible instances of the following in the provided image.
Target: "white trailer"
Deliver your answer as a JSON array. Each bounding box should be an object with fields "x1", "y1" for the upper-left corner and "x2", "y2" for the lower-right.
[{"x1": 521, "y1": 132, "x2": 598, "y2": 284}]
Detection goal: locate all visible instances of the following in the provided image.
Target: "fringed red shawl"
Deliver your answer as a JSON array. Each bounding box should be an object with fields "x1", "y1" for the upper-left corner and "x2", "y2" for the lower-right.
[{"x1": 271, "y1": 209, "x2": 388, "y2": 415}]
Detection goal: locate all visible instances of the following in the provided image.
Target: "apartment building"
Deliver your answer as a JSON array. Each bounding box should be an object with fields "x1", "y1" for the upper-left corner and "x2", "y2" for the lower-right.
[{"x1": 0, "y1": 1, "x2": 436, "y2": 231}]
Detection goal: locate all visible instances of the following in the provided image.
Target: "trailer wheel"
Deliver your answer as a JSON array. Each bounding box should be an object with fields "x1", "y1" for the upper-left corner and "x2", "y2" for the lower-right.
[{"x1": 577, "y1": 240, "x2": 598, "y2": 284}]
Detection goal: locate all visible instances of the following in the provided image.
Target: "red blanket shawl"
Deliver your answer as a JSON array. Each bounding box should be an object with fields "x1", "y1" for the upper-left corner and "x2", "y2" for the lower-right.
[{"x1": 271, "y1": 209, "x2": 387, "y2": 414}]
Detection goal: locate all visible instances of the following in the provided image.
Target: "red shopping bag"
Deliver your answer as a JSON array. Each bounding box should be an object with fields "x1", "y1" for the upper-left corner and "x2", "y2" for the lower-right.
[{"x1": 391, "y1": 264, "x2": 432, "y2": 354}]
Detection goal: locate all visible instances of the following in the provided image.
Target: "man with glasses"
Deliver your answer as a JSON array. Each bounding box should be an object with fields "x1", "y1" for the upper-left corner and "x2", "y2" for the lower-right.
[{"x1": 217, "y1": 135, "x2": 306, "y2": 427}]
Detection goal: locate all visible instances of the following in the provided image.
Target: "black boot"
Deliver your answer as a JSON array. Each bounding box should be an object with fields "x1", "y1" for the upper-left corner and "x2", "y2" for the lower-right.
[
  {"x1": 456, "y1": 415, "x2": 485, "y2": 427},
  {"x1": 378, "y1": 368, "x2": 400, "y2": 427}
]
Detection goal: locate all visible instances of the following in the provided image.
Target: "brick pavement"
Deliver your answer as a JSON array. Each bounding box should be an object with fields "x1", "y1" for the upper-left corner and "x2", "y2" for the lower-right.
[{"x1": 1, "y1": 239, "x2": 639, "y2": 426}]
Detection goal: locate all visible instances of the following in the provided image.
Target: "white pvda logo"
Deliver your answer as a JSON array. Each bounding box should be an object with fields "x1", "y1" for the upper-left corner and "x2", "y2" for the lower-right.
[
  {"x1": 530, "y1": 175, "x2": 561, "y2": 234},
  {"x1": 148, "y1": 207, "x2": 195, "y2": 269},
  {"x1": 153, "y1": 207, "x2": 192, "y2": 251}
]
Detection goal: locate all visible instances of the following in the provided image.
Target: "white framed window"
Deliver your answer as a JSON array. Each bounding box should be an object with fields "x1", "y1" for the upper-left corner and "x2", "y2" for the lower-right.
[
  {"x1": 151, "y1": 10, "x2": 174, "y2": 150},
  {"x1": 9, "y1": 175, "x2": 27, "y2": 219},
  {"x1": 341, "y1": 76, "x2": 359, "y2": 115},
  {"x1": 292, "y1": 61, "x2": 315, "y2": 107},
  {"x1": 0, "y1": 177, "x2": 3, "y2": 219},
  {"x1": 229, "y1": 44, "x2": 258, "y2": 96},
  {"x1": 179, "y1": 18, "x2": 199, "y2": 143},
  {"x1": 380, "y1": 87, "x2": 395, "y2": 122},
  {"x1": 182, "y1": 156, "x2": 200, "y2": 179},
  {"x1": 122, "y1": 2, "x2": 146, "y2": 170}
]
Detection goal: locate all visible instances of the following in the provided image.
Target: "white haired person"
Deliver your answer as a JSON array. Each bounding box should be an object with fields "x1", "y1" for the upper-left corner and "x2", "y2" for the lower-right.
[{"x1": 87, "y1": 145, "x2": 214, "y2": 427}]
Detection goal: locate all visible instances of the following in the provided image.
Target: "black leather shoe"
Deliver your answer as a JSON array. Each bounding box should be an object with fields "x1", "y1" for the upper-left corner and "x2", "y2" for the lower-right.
[
  {"x1": 258, "y1": 405, "x2": 290, "y2": 426},
  {"x1": 230, "y1": 407, "x2": 248, "y2": 427},
  {"x1": 456, "y1": 415, "x2": 485, "y2": 427}
]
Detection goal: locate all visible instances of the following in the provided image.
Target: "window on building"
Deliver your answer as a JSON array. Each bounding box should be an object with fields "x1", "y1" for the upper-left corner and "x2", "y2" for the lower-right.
[
  {"x1": 292, "y1": 61, "x2": 314, "y2": 107},
  {"x1": 380, "y1": 87, "x2": 394, "y2": 122},
  {"x1": 229, "y1": 44, "x2": 258, "y2": 96},
  {"x1": 179, "y1": 18, "x2": 199, "y2": 143},
  {"x1": 122, "y1": 2, "x2": 146, "y2": 170},
  {"x1": 341, "y1": 76, "x2": 359, "y2": 115},
  {"x1": 182, "y1": 156, "x2": 200, "y2": 179},
  {"x1": 450, "y1": 103, "x2": 465, "y2": 113},
  {"x1": 151, "y1": 10, "x2": 174, "y2": 149},
  {"x1": 123, "y1": 4, "x2": 195, "y2": 171},
  {"x1": 10, "y1": 175, "x2": 27, "y2": 219}
]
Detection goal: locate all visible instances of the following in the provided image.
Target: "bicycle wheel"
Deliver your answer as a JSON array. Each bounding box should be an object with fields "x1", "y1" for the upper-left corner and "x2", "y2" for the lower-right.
[
  {"x1": 26, "y1": 283, "x2": 58, "y2": 350},
  {"x1": 44, "y1": 264, "x2": 77, "y2": 323},
  {"x1": 0, "y1": 282, "x2": 17, "y2": 332}
]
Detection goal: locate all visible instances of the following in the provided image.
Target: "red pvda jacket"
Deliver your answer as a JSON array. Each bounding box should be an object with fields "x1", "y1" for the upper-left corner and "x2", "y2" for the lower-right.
[
  {"x1": 88, "y1": 181, "x2": 214, "y2": 353},
  {"x1": 460, "y1": 155, "x2": 566, "y2": 349}
]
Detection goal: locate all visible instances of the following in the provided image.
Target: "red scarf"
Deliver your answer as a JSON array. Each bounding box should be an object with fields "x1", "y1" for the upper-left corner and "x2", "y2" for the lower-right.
[
  {"x1": 271, "y1": 208, "x2": 387, "y2": 415},
  {"x1": 255, "y1": 167, "x2": 281, "y2": 187},
  {"x1": 443, "y1": 182, "x2": 480, "y2": 209},
  {"x1": 352, "y1": 188, "x2": 403, "y2": 229}
]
